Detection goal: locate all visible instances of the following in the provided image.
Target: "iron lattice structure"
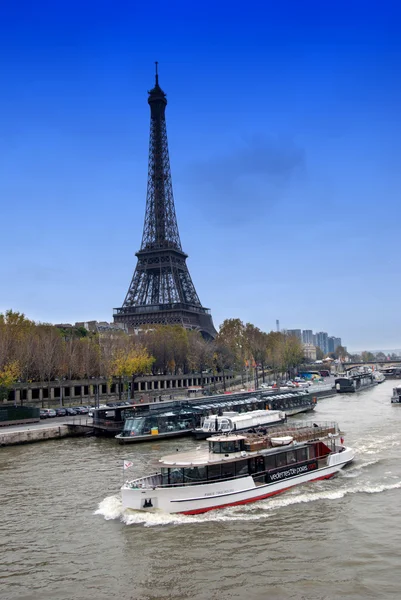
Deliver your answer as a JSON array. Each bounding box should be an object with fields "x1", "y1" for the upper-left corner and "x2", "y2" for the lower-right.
[{"x1": 114, "y1": 66, "x2": 217, "y2": 339}]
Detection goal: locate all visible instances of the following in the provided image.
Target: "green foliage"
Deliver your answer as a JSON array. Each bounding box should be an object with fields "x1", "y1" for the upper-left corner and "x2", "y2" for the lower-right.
[
  {"x1": 0, "y1": 361, "x2": 21, "y2": 400},
  {"x1": 361, "y1": 351, "x2": 375, "y2": 362}
]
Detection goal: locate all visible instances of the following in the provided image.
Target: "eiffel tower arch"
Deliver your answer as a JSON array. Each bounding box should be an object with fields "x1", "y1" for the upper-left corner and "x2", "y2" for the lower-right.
[{"x1": 113, "y1": 65, "x2": 217, "y2": 339}]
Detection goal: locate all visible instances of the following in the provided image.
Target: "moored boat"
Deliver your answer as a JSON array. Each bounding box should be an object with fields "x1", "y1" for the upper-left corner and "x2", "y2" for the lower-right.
[
  {"x1": 192, "y1": 409, "x2": 286, "y2": 440},
  {"x1": 391, "y1": 386, "x2": 401, "y2": 404},
  {"x1": 335, "y1": 371, "x2": 376, "y2": 393},
  {"x1": 262, "y1": 390, "x2": 317, "y2": 415},
  {"x1": 121, "y1": 421, "x2": 354, "y2": 514}
]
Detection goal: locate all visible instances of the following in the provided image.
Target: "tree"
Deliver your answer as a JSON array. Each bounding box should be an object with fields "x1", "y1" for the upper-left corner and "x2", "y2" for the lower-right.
[
  {"x1": 335, "y1": 345, "x2": 348, "y2": 360},
  {"x1": 265, "y1": 332, "x2": 283, "y2": 380},
  {"x1": 243, "y1": 324, "x2": 266, "y2": 388},
  {"x1": 213, "y1": 343, "x2": 235, "y2": 392},
  {"x1": 361, "y1": 351, "x2": 375, "y2": 363},
  {"x1": 0, "y1": 361, "x2": 21, "y2": 401},
  {"x1": 110, "y1": 346, "x2": 154, "y2": 400},
  {"x1": 216, "y1": 319, "x2": 246, "y2": 382},
  {"x1": 187, "y1": 332, "x2": 213, "y2": 389},
  {"x1": 280, "y1": 334, "x2": 304, "y2": 380}
]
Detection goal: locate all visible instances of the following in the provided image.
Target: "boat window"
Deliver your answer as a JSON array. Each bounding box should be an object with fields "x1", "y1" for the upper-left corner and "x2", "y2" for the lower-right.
[
  {"x1": 235, "y1": 459, "x2": 249, "y2": 477},
  {"x1": 207, "y1": 464, "x2": 221, "y2": 480},
  {"x1": 308, "y1": 445, "x2": 316, "y2": 459},
  {"x1": 264, "y1": 454, "x2": 276, "y2": 470},
  {"x1": 296, "y1": 447, "x2": 308, "y2": 462},
  {"x1": 211, "y1": 440, "x2": 242, "y2": 454},
  {"x1": 255, "y1": 456, "x2": 265, "y2": 472},
  {"x1": 184, "y1": 466, "x2": 207, "y2": 483},
  {"x1": 123, "y1": 417, "x2": 146, "y2": 435},
  {"x1": 168, "y1": 468, "x2": 183, "y2": 485},
  {"x1": 161, "y1": 467, "x2": 169, "y2": 485},
  {"x1": 286, "y1": 450, "x2": 296, "y2": 464},
  {"x1": 221, "y1": 462, "x2": 235, "y2": 480},
  {"x1": 219, "y1": 418, "x2": 231, "y2": 431},
  {"x1": 276, "y1": 452, "x2": 287, "y2": 468},
  {"x1": 140, "y1": 416, "x2": 158, "y2": 434}
]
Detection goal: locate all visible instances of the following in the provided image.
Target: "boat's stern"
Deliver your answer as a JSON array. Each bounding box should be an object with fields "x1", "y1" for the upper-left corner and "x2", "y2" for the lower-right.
[{"x1": 327, "y1": 446, "x2": 355, "y2": 469}]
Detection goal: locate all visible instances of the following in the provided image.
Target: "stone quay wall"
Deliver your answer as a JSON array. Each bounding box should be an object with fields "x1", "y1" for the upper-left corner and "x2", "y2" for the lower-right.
[{"x1": 6, "y1": 372, "x2": 236, "y2": 407}]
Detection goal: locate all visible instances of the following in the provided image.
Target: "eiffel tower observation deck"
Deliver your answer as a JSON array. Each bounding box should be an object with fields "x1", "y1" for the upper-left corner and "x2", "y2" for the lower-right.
[{"x1": 113, "y1": 65, "x2": 217, "y2": 339}]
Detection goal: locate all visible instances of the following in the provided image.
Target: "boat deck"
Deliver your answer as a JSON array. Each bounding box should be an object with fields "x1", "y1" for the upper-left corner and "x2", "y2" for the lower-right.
[{"x1": 244, "y1": 422, "x2": 338, "y2": 450}]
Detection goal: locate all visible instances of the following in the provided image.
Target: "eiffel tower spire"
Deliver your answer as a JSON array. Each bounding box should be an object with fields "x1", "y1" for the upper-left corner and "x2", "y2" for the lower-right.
[{"x1": 113, "y1": 67, "x2": 216, "y2": 339}]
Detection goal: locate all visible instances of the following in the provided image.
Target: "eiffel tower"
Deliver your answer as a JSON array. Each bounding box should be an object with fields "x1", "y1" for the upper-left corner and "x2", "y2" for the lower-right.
[{"x1": 113, "y1": 64, "x2": 217, "y2": 339}]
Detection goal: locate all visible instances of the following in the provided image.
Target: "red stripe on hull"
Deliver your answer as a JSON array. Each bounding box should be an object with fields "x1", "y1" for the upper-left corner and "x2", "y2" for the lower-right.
[{"x1": 181, "y1": 472, "x2": 336, "y2": 515}]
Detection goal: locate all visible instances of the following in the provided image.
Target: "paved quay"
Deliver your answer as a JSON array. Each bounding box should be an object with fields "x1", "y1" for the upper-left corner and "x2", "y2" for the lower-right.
[{"x1": 0, "y1": 417, "x2": 92, "y2": 446}]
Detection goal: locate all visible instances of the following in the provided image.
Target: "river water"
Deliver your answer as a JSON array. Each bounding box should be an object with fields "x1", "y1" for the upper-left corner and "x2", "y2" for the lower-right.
[{"x1": 1, "y1": 380, "x2": 401, "y2": 600}]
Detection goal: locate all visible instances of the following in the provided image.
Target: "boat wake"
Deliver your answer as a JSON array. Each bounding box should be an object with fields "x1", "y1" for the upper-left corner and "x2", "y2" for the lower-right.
[
  {"x1": 94, "y1": 494, "x2": 274, "y2": 526},
  {"x1": 354, "y1": 432, "x2": 400, "y2": 455},
  {"x1": 252, "y1": 479, "x2": 401, "y2": 512},
  {"x1": 95, "y1": 477, "x2": 401, "y2": 526}
]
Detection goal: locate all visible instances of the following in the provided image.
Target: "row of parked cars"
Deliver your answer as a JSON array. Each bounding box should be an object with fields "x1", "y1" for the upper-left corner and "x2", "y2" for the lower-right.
[
  {"x1": 39, "y1": 401, "x2": 133, "y2": 419},
  {"x1": 39, "y1": 406, "x2": 92, "y2": 419}
]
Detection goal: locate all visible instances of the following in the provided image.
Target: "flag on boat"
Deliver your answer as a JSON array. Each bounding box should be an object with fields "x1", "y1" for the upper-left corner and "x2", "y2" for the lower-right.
[{"x1": 123, "y1": 460, "x2": 133, "y2": 470}]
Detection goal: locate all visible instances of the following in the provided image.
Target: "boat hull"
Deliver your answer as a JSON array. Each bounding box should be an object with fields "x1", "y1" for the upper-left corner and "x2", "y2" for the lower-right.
[
  {"x1": 116, "y1": 428, "x2": 192, "y2": 443},
  {"x1": 121, "y1": 447, "x2": 354, "y2": 514},
  {"x1": 335, "y1": 382, "x2": 377, "y2": 393}
]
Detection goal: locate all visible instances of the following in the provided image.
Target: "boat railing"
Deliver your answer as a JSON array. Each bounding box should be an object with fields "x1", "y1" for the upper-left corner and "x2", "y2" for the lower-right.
[
  {"x1": 126, "y1": 473, "x2": 163, "y2": 489},
  {"x1": 244, "y1": 421, "x2": 339, "y2": 446}
]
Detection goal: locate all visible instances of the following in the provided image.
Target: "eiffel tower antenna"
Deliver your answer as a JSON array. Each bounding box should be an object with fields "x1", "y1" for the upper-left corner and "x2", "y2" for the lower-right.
[{"x1": 113, "y1": 67, "x2": 216, "y2": 339}]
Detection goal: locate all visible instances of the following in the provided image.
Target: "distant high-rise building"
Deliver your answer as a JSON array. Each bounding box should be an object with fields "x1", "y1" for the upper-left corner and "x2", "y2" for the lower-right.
[
  {"x1": 302, "y1": 330, "x2": 313, "y2": 344},
  {"x1": 312, "y1": 334, "x2": 317, "y2": 347},
  {"x1": 316, "y1": 332, "x2": 329, "y2": 355},
  {"x1": 333, "y1": 337, "x2": 342, "y2": 351},
  {"x1": 328, "y1": 336, "x2": 335, "y2": 354},
  {"x1": 276, "y1": 319, "x2": 280, "y2": 332},
  {"x1": 287, "y1": 329, "x2": 302, "y2": 341}
]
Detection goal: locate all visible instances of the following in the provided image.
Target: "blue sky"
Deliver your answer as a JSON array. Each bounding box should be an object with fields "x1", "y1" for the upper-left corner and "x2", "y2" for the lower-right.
[{"x1": 1, "y1": 0, "x2": 401, "y2": 350}]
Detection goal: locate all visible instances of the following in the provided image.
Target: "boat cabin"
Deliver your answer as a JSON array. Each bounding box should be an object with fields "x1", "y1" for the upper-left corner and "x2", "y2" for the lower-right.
[
  {"x1": 156, "y1": 434, "x2": 333, "y2": 487},
  {"x1": 119, "y1": 409, "x2": 196, "y2": 438}
]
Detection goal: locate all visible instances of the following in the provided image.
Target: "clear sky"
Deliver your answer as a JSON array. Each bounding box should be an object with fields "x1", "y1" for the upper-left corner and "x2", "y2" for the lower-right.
[{"x1": 1, "y1": 0, "x2": 400, "y2": 351}]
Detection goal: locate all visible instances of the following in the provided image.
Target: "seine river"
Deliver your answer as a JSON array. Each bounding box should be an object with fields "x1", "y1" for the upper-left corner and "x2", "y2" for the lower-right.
[{"x1": 1, "y1": 380, "x2": 401, "y2": 600}]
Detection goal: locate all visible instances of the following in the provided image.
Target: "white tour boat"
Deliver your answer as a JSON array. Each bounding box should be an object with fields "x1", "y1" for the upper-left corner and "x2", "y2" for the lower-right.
[
  {"x1": 121, "y1": 422, "x2": 354, "y2": 514},
  {"x1": 192, "y1": 409, "x2": 286, "y2": 440}
]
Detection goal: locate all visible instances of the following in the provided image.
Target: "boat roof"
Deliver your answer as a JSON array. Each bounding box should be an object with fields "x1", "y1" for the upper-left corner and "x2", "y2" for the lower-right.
[
  {"x1": 206, "y1": 409, "x2": 283, "y2": 421},
  {"x1": 206, "y1": 434, "x2": 246, "y2": 442}
]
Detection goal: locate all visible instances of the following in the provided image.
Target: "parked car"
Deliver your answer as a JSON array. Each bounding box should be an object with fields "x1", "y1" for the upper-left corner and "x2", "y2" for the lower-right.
[
  {"x1": 65, "y1": 408, "x2": 77, "y2": 416},
  {"x1": 55, "y1": 408, "x2": 67, "y2": 417},
  {"x1": 41, "y1": 408, "x2": 56, "y2": 418}
]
